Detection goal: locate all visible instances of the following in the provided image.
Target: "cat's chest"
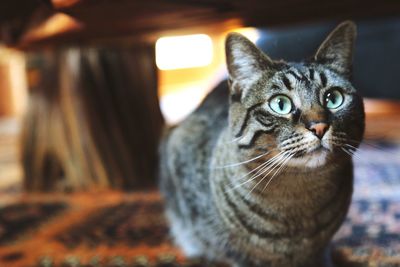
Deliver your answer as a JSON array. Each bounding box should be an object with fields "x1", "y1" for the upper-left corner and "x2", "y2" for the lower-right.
[
  {"x1": 259, "y1": 169, "x2": 352, "y2": 215},
  {"x1": 216, "y1": 165, "x2": 352, "y2": 233},
  {"x1": 216, "y1": 178, "x2": 351, "y2": 258}
]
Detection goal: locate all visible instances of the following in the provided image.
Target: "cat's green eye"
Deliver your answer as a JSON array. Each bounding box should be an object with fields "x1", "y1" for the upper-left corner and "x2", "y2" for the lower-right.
[
  {"x1": 324, "y1": 89, "x2": 344, "y2": 109},
  {"x1": 269, "y1": 95, "x2": 292, "y2": 115}
]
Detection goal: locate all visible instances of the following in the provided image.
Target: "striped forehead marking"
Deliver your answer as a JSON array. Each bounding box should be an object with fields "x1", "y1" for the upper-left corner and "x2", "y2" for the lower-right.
[{"x1": 278, "y1": 67, "x2": 330, "y2": 91}]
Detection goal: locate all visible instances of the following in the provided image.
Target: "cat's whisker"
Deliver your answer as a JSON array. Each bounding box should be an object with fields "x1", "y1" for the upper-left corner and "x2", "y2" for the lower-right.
[
  {"x1": 233, "y1": 153, "x2": 283, "y2": 197},
  {"x1": 345, "y1": 146, "x2": 365, "y2": 161},
  {"x1": 214, "y1": 150, "x2": 271, "y2": 169},
  {"x1": 238, "y1": 151, "x2": 287, "y2": 180},
  {"x1": 280, "y1": 135, "x2": 303, "y2": 146},
  {"x1": 241, "y1": 153, "x2": 288, "y2": 183},
  {"x1": 343, "y1": 143, "x2": 358, "y2": 152},
  {"x1": 225, "y1": 151, "x2": 288, "y2": 193},
  {"x1": 262, "y1": 152, "x2": 293, "y2": 179},
  {"x1": 226, "y1": 135, "x2": 244, "y2": 144},
  {"x1": 244, "y1": 152, "x2": 289, "y2": 199},
  {"x1": 261, "y1": 152, "x2": 294, "y2": 193},
  {"x1": 332, "y1": 137, "x2": 364, "y2": 154},
  {"x1": 225, "y1": 156, "x2": 270, "y2": 185},
  {"x1": 335, "y1": 136, "x2": 390, "y2": 151},
  {"x1": 225, "y1": 161, "x2": 271, "y2": 193},
  {"x1": 341, "y1": 147, "x2": 357, "y2": 158},
  {"x1": 262, "y1": 154, "x2": 292, "y2": 192},
  {"x1": 333, "y1": 141, "x2": 358, "y2": 152},
  {"x1": 343, "y1": 143, "x2": 357, "y2": 149},
  {"x1": 333, "y1": 137, "x2": 361, "y2": 146},
  {"x1": 334, "y1": 136, "x2": 400, "y2": 160}
]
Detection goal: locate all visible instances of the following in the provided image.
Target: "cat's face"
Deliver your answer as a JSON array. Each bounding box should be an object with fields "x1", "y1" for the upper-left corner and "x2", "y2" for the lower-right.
[{"x1": 226, "y1": 21, "x2": 365, "y2": 168}]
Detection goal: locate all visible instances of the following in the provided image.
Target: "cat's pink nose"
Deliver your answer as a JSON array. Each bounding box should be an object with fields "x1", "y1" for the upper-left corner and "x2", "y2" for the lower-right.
[{"x1": 308, "y1": 122, "x2": 329, "y2": 139}]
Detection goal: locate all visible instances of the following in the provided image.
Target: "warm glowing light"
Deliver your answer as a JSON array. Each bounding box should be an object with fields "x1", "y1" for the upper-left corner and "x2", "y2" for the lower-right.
[
  {"x1": 22, "y1": 13, "x2": 82, "y2": 42},
  {"x1": 230, "y1": 27, "x2": 260, "y2": 44},
  {"x1": 156, "y1": 34, "x2": 213, "y2": 70},
  {"x1": 158, "y1": 28, "x2": 260, "y2": 124}
]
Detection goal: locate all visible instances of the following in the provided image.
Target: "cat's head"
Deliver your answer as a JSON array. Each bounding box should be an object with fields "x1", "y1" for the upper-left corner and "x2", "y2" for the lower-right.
[{"x1": 225, "y1": 21, "x2": 365, "y2": 168}]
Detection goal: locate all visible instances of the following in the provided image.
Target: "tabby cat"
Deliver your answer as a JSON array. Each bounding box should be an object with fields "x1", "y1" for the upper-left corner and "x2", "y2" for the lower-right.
[{"x1": 159, "y1": 21, "x2": 365, "y2": 267}]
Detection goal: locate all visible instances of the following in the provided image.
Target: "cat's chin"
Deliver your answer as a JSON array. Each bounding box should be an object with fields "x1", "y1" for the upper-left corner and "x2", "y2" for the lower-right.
[{"x1": 286, "y1": 148, "x2": 330, "y2": 168}]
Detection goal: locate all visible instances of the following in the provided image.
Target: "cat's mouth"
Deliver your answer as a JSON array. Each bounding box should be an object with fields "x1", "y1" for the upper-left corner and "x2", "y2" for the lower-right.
[
  {"x1": 286, "y1": 146, "x2": 330, "y2": 168},
  {"x1": 279, "y1": 131, "x2": 335, "y2": 167},
  {"x1": 309, "y1": 145, "x2": 330, "y2": 155},
  {"x1": 291, "y1": 144, "x2": 329, "y2": 158},
  {"x1": 283, "y1": 140, "x2": 332, "y2": 168}
]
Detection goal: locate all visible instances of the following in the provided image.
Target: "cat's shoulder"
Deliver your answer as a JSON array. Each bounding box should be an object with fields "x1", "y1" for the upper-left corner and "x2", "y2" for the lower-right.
[{"x1": 196, "y1": 80, "x2": 230, "y2": 113}]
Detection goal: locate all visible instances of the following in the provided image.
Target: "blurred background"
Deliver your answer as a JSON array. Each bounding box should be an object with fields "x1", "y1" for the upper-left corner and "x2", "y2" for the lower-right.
[{"x1": 0, "y1": 1, "x2": 400, "y2": 266}]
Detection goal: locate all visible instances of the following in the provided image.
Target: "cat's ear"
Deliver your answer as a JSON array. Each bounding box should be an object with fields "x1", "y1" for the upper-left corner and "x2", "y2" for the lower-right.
[
  {"x1": 225, "y1": 33, "x2": 274, "y2": 82},
  {"x1": 314, "y1": 21, "x2": 357, "y2": 76}
]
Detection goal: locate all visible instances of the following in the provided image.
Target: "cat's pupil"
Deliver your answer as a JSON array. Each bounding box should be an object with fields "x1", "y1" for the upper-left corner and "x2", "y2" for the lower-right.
[
  {"x1": 327, "y1": 92, "x2": 336, "y2": 104},
  {"x1": 278, "y1": 99, "x2": 285, "y2": 110}
]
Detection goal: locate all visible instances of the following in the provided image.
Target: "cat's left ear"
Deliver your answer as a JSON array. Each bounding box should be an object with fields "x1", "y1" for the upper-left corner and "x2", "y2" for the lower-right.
[{"x1": 314, "y1": 21, "x2": 357, "y2": 76}]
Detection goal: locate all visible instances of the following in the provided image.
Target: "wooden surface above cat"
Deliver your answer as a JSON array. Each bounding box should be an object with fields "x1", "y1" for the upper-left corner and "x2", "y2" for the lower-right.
[{"x1": 1, "y1": 0, "x2": 400, "y2": 49}]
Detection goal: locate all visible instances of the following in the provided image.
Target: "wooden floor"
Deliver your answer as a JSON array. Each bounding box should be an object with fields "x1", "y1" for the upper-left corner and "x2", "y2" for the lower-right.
[{"x1": 0, "y1": 99, "x2": 399, "y2": 191}]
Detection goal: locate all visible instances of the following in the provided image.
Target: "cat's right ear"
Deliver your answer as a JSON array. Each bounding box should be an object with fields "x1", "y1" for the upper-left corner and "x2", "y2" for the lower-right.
[
  {"x1": 314, "y1": 21, "x2": 357, "y2": 77},
  {"x1": 225, "y1": 33, "x2": 274, "y2": 86}
]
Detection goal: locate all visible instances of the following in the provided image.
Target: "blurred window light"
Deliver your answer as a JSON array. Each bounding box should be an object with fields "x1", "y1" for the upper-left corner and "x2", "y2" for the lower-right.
[
  {"x1": 230, "y1": 27, "x2": 260, "y2": 44},
  {"x1": 156, "y1": 34, "x2": 213, "y2": 70}
]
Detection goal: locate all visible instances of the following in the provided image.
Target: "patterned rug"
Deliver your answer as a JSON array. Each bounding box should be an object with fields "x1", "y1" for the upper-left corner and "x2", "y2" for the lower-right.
[
  {"x1": 0, "y1": 142, "x2": 398, "y2": 267},
  {"x1": 332, "y1": 141, "x2": 400, "y2": 266}
]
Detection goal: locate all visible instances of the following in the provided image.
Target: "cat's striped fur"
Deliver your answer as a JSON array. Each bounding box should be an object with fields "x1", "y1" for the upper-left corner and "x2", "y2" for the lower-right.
[{"x1": 159, "y1": 21, "x2": 365, "y2": 267}]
